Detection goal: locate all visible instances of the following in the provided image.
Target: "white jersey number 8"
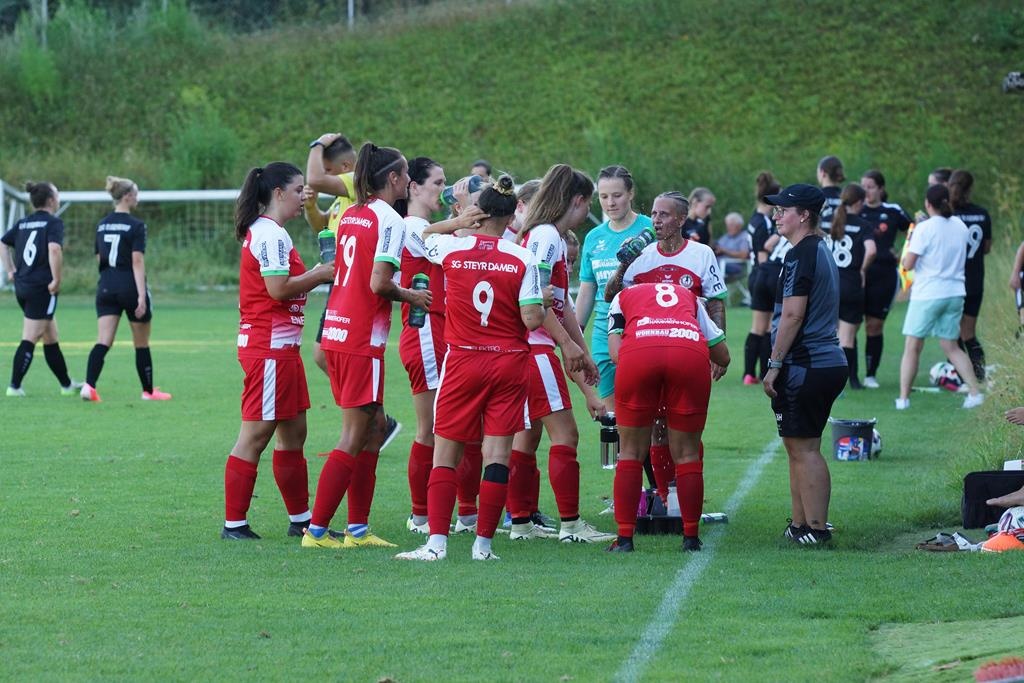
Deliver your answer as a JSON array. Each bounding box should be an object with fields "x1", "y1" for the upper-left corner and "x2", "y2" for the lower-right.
[
  {"x1": 655, "y1": 283, "x2": 679, "y2": 308},
  {"x1": 473, "y1": 280, "x2": 494, "y2": 327}
]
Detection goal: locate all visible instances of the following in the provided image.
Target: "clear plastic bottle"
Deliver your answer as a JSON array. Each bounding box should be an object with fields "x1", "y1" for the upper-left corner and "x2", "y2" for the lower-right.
[
  {"x1": 616, "y1": 226, "x2": 656, "y2": 264},
  {"x1": 318, "y1": 228, "x2": 336, "y2": 263}
]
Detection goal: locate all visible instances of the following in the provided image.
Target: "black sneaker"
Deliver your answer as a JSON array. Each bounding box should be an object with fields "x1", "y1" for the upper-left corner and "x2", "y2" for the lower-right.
[
  {"x1": 682, "y1": 535, "x2": 702, "y2": 552},
  {"x1": 783, "y1": 519, "x2": 802, "y2": 539},
  {"x1": 287, "y1": 522, "x2": 343, "y2": 539},
  {"x1": 790, "y1": 526, "x2": 832, "y2": 545},
  {"x1": 380, "y1": 415, "x2": 402, "y2": 452},
  {"x1": 606, "y1": 537, "x2": 635, "y2": 553},
  {"x1": 221, "y1": 525, "x2": 261, "y2": 540},
  {"x1": 531, "y1": 510, "x2": 558, "y2": 530}
]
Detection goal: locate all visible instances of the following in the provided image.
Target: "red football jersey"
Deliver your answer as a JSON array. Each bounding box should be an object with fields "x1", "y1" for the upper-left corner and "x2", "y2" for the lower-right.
[
  {"x1": 623, "y1": 240, "x2": 727, "y2": 301},
  {"x1": 321, "y1": 199, "x2": 406, "y2": 358},
  {"x1": 425, "y1": 233, "x2": 542, "y2": 353},
  {"x1": 237, "y1": 216, "x2": 306, "y2": 359},
  {"x1": 523, "y1": 223, "x2": 569, "y2": 347},
  {"x1": 607, "y1": 283, "x2": 725, "y2": 353}
]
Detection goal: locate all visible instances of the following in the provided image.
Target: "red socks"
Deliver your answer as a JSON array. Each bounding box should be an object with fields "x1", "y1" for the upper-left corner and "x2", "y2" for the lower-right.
[
  {"x1": 548, "y1": 445, "x2": 580, "y2": 519},
  {"x1": 427, "y1": 466, "x2": 458, "y2": 536},
  {"x1": 613, "y1": 459, "x2": 644, "y2": 538},
  {"x1": 675, "y1": 461, "x2": 704, "y2": 537},
  {"x1": 224, "y1": 455, "x2": 258, "y2": 523},
  {"x1": 650, "y1": 445, "x2": 674, "y2": 504},
  {"x1": 507, "y1": 449, "x2": 536, "y2": 519},
  {"x1": 407, "y1": 441, "x2": 434, "y2": 517},
  {"x1": 311, "y1": 450, "x2": 355, "y2": 528},
  {"x1": 456, "y1": 442, "x2": 482, "y2": 516},
  {"x1": 477, "y1": 479, "x2": 507, "y2": 539},
  {"x1": 271, "y1": 449, "x2": 309, "y2": 517},
  {"x1": 347, "y1": 451, "x2": 379, "y2": 526}
]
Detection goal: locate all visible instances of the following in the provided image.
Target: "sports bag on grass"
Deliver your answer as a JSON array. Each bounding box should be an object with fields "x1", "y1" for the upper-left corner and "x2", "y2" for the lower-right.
[{"x1": 962, "y1": 470, "x2": 1024, "y2": 528}]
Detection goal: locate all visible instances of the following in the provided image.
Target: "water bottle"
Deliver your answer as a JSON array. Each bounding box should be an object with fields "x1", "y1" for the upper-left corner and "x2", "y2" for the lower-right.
[
  {"x1": 439, "y1": 175, "x2": 485, "y2": 207},
  {"x1": 599, "y1": 412, "x2": 618, "y2": 469},
  {"x1": 538, "y1": 267, "x2": 552, "y2": 290},
  {"x1": 408, "y1": 273, "x2": 430, "y2": 328},
  {"x1": 616, "y1": 227, "x2": 656, "y2": 264},
  {"x1": 318, "y1": 228, "x2": 336, "y2": 263}
]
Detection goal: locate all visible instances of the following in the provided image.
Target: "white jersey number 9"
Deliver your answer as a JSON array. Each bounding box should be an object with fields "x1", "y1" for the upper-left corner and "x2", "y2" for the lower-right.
[
  {"x1": 473, "y1": 280, "x2": 494, "y2": 327},
  {"x1": 966, "y1": 224, "x2": 983, "y2": 259}
]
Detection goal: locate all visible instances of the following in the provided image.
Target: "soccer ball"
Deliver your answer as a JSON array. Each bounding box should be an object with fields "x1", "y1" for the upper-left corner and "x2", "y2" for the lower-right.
[
  {"x1": 870, "y1": 429, "x2": 882, "y2": 458},
  {"x1": 997, "y1": 506, "x2": 1024, "y2": 533},
  {"x1": 929, "y1": 361, "x2": 963, "y2": 392}
]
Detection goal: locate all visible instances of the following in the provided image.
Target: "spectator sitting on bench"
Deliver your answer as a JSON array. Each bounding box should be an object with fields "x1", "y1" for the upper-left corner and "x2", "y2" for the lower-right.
[{"x1": 713, "y1": 212, "x2": 751, "y2": 280}]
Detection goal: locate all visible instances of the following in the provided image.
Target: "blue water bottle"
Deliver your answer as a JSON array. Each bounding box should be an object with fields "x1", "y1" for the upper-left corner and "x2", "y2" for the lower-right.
[{"x1": 439, "y1": 175, "x2": 485, "y2": 207}]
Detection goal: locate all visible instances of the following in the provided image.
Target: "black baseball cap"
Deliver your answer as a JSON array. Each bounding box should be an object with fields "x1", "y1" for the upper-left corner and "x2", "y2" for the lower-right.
[{"x1": 763, "y1": 183, "x2": 826, "y2": 214}]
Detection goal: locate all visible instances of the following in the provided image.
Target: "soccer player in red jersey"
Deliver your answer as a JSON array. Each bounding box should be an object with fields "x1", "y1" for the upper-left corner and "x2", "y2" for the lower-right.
[
  {"x1": 395, "y1": 175, "x2": 547, "y2": 561},
  {"x1": 606, "y1": 283, "x2": 730, "y2": 552},
  {"x1": 302, "y1": 143, "x2": 431, "y2": 549},
  {"x1": 397, "y1": 158, "x2": 486, "y2": 535},
  {"x1": 510, "y1": 164, "x2": 612, "y2": 544},
  {"x1": 605, "y1": 191, "x2": 729, "y2": 506},
  {"x1": 221, "y1": 162, "x2": 335, "y2": 540}
]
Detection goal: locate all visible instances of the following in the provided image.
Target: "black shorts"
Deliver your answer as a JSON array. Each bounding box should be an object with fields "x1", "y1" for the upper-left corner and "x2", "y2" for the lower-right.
[
  {"x1": 863, "y1": 263, "x2": 898, "y2": 319},
  {"x1": 16, "y1": 284, "x2": 57, "y2": 320},
  {"x1": 838, "y1": 278, "x2": 864, "y2": 325},
  {"x1": 315, "y1": 283, "x2": 334, "y2": 344},
  {"x1": 963, "y1": 291, "x2": 983, "y2": 318},
  {"x1": 1017, "y1": 273, "x2": 1023, "y2": 311},
  {"x1": 96, "y1": 283, "x2": 152, "y2": 323},
  {"x1": 749, "y1": 266, "x2": 778, "y2": 312},
  {"x1": 771, "y1": 364, "x2": 848, "y2": 439}
]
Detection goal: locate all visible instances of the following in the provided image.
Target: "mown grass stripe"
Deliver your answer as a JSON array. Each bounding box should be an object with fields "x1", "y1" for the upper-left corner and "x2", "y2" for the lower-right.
[{"x1": 615, "y1": 437, "x2": 782, "y2": 683}]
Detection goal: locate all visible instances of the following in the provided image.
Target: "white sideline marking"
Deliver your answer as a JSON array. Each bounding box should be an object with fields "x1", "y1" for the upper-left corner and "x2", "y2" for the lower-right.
[{"x1": 614, "y1": 437, "x2": 782, "y2": 683}]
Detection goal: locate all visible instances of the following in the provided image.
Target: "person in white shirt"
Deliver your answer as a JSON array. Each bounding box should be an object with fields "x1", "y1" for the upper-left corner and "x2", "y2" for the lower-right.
[{"x1": 896, "y1": 184, "x2": 983, "y2": 410}]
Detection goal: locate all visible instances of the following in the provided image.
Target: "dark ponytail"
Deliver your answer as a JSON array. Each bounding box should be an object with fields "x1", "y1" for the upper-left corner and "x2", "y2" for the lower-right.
[
  {"x1": 394, "y1": 156, "x2": 439, "y2": 217},
  {"x1": 947, "y1": 169, "x2": 973, "y2": 211},
  {"x1": 831, "y1": 182, "x2": 866, "y2": 241},
  {"x1": 478, "y1": 174, "x2": 518, "y2": 218},
  {"x1": 353, "y1": 142, "x2": 404, "y2": 205},
  {"x1": 930, "y1": 167, "x2": 952, "y2": 185},
  {"x1": 24, "y1": 181, "x2": 56, "y2": 209},
  {"x1": 926, "y1": 183, "x2": 953, "y2": 219},
  {"x1": 234, "y1": 162, "x2": 302, "y2": 241},
  {"x1": 817, "y1": 156, "x2": 845, "y2": 184},
  {"x1": 755, "y1": 171, "x2": 780, "y2": 202}
]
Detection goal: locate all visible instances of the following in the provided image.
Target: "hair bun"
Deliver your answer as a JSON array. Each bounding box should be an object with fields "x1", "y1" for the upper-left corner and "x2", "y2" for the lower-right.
[{"x1": 492, "y1": 175, "x2": 516, "y2": 196}]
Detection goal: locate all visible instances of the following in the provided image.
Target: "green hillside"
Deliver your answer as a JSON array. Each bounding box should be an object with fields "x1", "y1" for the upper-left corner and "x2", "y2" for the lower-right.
[{"x1": 1, "y1": 0, "x2": 1023, "y2": 286}]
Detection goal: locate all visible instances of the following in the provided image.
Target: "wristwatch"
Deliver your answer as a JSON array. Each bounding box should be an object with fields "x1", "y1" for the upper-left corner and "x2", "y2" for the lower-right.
[
  {"x1": 767, "y1": 358, "x2": 784, "y2": 370},
  {"x1": 309, "y1": 140, "x2": 325, "y2": 149}
]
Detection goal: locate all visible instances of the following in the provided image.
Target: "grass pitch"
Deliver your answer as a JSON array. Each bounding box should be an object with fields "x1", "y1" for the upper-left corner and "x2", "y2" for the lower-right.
[{"x1": 1, "y1": 292, "x2": 1021, "y2": 681}]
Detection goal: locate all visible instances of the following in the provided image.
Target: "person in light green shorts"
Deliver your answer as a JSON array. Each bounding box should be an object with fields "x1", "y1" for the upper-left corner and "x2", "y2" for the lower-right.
[{"x1": 576, "y1": 165, "x2": 652, "y2": 408}]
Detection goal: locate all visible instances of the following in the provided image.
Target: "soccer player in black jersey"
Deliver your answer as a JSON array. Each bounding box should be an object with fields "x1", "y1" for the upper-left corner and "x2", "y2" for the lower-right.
[
  {"x1": 743, "y1": 172, "x2": 781, "y2": 383},
  {"x1": 80, "y1": 176, "x2": 170, "y2": 402},
  {"x1": 1, "y1": 182, "x2": 80, "y2": 397},
  {"x1": 825, "y1": 184, "x2": 876, "y2": 388},
  {"x1": 817, "y1": 155, "x2": 844, "y2": 234},
  {"x1": 948, "y1": 170, "x2": 991, "y2": 380},
  {"x1": 858, "y1": 170, "x2": 911, "y2": 388},
  {"x1": 682, "y1": 187, "x2": 715, "y2": 245}
]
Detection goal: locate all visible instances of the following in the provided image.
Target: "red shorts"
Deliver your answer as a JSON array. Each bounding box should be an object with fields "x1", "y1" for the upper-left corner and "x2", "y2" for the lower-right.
[
  {"x1": 434, "y1": 349, "x2": 529, "y2": 442},
  {"x1": 526, "y1": 346, "x2": 572, "y2": 421},
  {"x1": 399, "y1": 313, "x2": 446, "y2": 395},
  {"x1": 325, "y1": 350, "x2": 385, "y2": 408},
  {"x1": 615, "y1": 345, "x2": 711, "y2": 432},
  {"x1": 239, "y1": 355, "x2": 310, "y2": 422}
]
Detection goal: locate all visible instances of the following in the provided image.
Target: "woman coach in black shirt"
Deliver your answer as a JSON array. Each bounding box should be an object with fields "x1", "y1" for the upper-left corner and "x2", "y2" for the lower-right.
[{"x1": 762, "y1": 184, "x2": 847, "y2": 546}]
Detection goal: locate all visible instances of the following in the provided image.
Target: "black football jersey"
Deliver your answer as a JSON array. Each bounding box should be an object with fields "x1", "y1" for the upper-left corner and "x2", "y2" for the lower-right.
[
  {"x1": 95, "y1": 212, "x2": 146, "y2": 274},
  {"x1": 0, "y1": 210, "x2": 64, "y2": 286},
  {"x1": 825, "y1": 214, "x2": 873, "y2": 278},
  {"x1": 952, "y1": 203, "x2": 992, "y2": 295},
  {"x1": 859, "y1": 202, "x2": 911, "y2": 266}
]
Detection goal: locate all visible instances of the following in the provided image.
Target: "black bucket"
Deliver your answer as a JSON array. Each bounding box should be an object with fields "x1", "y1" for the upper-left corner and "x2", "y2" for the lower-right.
[{"x1": 829, "y1": 418, "x2": 876, "y2": 461}]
